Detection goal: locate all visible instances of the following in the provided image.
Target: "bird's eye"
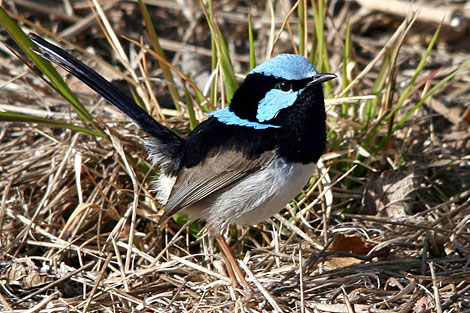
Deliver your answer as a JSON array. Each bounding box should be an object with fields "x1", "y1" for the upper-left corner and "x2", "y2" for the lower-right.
[{"x1": 275, "y1": 81, "x2": 292, "y2": 92}]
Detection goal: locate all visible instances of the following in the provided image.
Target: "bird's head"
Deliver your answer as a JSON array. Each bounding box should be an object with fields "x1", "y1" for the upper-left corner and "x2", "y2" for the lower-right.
[{"x1": 210, "y1": 54, "x2": 335, "y2": 129}]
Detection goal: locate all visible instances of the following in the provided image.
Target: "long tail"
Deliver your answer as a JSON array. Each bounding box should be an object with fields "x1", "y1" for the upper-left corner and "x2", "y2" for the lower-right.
[{"x1": 29, "y1": 33, "x2": 183, "y2": 154}]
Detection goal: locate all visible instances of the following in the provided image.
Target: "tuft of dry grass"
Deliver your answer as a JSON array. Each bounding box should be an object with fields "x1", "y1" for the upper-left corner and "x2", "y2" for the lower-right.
[{"x1": 1, "y1": 0, "x2": 470, "y2": 312}]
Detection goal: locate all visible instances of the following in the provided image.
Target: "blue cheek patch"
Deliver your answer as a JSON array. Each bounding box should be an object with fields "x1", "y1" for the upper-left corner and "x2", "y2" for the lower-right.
[
  {"x1": 209, "y1": 107, "x2": 280, "y2": 129},
  {"x1": 256, "y1": 88, "x2": 303, "y2": 122}
]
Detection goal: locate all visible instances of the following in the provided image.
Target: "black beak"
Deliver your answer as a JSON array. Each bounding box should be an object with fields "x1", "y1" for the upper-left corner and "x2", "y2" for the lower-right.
[{"x1": 308, "y1": 73, "x2": 336, "y2": 85}]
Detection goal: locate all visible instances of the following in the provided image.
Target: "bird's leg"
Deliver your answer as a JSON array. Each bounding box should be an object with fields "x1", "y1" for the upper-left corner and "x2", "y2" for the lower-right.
[
  {"x1": 215, "y1": 236, "x2": 240, "y2": 288},
  {"x1": 215, "y1": 235, "x2": 250, "y2": 289}
]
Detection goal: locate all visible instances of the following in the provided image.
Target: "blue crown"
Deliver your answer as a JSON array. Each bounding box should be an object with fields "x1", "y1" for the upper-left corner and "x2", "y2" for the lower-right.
[{"x1": 249, "y1": 54, "x2": 318, "y2": 80}]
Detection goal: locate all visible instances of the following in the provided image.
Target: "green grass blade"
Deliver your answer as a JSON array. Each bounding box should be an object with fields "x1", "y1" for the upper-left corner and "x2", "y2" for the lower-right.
[
  {"x1": 298, "y1": 0, "x2": 306, "y2": 56},
  {"x1": 190, "y1": 76, "x2": 205, "y2": 108},
  {"x1": 248, "y1": 13, "x2": 256, "y2": 70},
  {"x1": 375, "y1": 24, "x2": 442, "y2": 137},
  {"x1": 200, "y1": 0, "x2": 238, "y2": 104},
  {"x1": 0, "y1": 112, "x2": 105, "y2": 137},
  {"x1": 216, "y1": 27, "x2": 238, "y2": 102},
  {"x1": 311, "y1": 0, "x2": 323, "y2": 68},
  {"x1": 206, "y1": 0, "x2": 219, "y2": 107},
  {"x1": 397, "y1": 24, "x2": 442, "y2": 108},
  {"x1": 364, "y1": 51, "x2": 391, "y2": 128},
  {"x1": 208, "y1": 0, "x2": 218, "y2": 107},
  {"x1": 311, "y1": 0, "x2": 332, "y2": 95},
  {"x1": 183, "y1": 82, "x2": 198, "y2": 130},
  {"x1": 393, "y1": 59, "x2": 470, "y2": 132}
]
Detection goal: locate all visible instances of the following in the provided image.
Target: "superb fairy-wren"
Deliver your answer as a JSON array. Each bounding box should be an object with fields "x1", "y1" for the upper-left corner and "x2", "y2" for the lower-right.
[{"x1": 30, "y1": 33, "x2": 335, "y2": 288}]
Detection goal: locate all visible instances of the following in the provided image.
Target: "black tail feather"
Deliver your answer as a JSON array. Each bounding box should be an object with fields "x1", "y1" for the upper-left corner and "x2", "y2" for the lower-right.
[{"x1": 29, "y1": 33, "x2": 183, "y2": 151}]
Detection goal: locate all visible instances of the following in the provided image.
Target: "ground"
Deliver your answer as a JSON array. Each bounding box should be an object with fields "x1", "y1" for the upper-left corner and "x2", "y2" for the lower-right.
[{"x1": 0, "y1": 0, "x2": 470, "y2": 312}]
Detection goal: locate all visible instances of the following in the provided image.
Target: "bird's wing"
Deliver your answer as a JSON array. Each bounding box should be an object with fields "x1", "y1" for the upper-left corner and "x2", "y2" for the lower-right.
[{"x1": 161, "y1": 149, "x2": 277, "y2": 220}]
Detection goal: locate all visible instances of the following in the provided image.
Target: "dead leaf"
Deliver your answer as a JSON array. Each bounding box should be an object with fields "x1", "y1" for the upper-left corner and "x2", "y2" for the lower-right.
[
  {"x1": 325, "y1": 234, "x2": 377, "y2": 268},
  {"x1": 0, "y1": 258, "x2": 51, "y2": 288},
  {"x1": 330, "y1": 233, "x2": 374, "y2": 255},
  {"x1": 362, "y1": 169, "x2": 424, "y2": 217}
]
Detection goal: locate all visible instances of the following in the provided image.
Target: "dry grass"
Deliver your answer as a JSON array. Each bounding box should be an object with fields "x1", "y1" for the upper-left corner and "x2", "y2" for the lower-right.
[{"x1": 1, "y1": 0, "x2": 470, "y2": 312}]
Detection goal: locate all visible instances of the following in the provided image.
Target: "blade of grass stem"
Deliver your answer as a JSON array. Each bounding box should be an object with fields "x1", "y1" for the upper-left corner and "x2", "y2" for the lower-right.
[
  {"x1": 0, "y1": 112, "x2": 105, "y2": 137},
  {"x1": 139, "y1": 46, "x2": 165, "y2": 120},
  {"x1": 199, "y1": 0, "x2": 238, "y2": 103},
  {"x1": 298, "y1": 0, "x2": 306, "y2": 56},
  {"x1": 215, "y1": 27, "x2": 238, "y2": 103},
  {"x1": 311, "y1": 0, "x2": 332, "y2": 95},
  {"x1": 208, "y1": 0, "x2": 218, "y2": 107},
  {"x1": 341, "y1": 19, "x2": 352, "y2": 117},
  {"x1": 363, "y1": 51, "x2": 391, "y2": 131},
  {"x1": 266, "y1": 0, "x2": 275, "y2": 58},
  {"x1": 190, "y1": 77, "x2": 205, "y2": 108},
  {"x1": 382, "y1": 15, "x2": 421, "y2": 149},
  {"x1": 183, "y1": 82, "x2": 198, "y2": 130},
  {"x1": 248, "y1": 13, "x2": 256, "y2": 70},
  {"x1": 138, "y1": 0, "x2": 181, "y2": 111},
  {"x1": 268, "y1": 0, "x2": 301, "y2": 57}
]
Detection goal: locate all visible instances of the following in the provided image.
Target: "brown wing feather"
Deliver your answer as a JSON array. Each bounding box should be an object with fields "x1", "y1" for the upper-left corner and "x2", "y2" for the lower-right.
[{"x1": 160, "y1": 149, "x2": 277, "y2": 222}]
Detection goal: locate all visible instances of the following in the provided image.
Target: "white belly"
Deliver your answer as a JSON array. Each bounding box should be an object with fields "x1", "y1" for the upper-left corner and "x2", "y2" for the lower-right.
[{"x1": 192, "y1": 158, "x2": 316, "y2": 232}]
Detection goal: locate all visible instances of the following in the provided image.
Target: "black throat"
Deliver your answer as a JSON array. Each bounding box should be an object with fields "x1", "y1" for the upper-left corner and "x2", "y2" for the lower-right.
[{"x1": 274, "y1": 84, "x2": 326, "y2": 164}]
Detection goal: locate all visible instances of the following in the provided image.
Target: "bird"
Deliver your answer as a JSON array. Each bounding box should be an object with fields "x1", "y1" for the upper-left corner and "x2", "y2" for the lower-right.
[{"x1": 29, "y1": 33, "x2": 336, "y2": 288}]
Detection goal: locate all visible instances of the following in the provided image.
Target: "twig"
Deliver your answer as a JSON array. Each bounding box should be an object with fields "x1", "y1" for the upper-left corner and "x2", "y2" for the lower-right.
[
  {"x1": 82, "y1": 254, "x2": 112, "y2": 313},
  {"x1": 239, "y1": 261, "x2": 283, "y2": 313},
  {"x1": 429, "y1": 262, "x2": 443, "y2": 313}
]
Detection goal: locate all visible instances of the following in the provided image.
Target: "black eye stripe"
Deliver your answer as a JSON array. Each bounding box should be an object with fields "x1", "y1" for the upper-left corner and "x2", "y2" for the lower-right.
[
  {"x1": 293, "y1": 78, "x2": 313, "y2": 89},
  {"x1": 275, "y1": 78, "x2": 313, "y2": 92}
]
